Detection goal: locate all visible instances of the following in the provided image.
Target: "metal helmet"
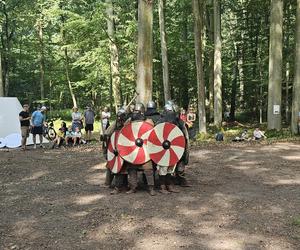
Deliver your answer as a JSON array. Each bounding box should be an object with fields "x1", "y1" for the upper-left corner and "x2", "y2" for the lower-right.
[
  {"x1": 164, "y1": 103, "x2": 173, "y2": 112},
  {"x1": 147, "y1": 100, "x2": 156, "y2": 109},
  {"x1": 166, "y1": 100, "x2": 175, "y2": 106},
  {"x1": 117, "y1": 107, "x2": 126, "y2": 117},
  {"x1": 134, "y1": 103, "x2": 145, "y2": 113}
]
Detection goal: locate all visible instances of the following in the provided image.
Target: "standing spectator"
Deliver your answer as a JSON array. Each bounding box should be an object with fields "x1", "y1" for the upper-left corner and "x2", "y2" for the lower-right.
[
  {"x1": 101, "y1": 107, "x2": 111, "y2": 132},
  {"x1": 253, "y1": 127, "x2": 267, "y2": 140},
  {"x1": 72, "y1": 107, "x2": 82, "y2": 131},
  {"x1": 187, "y1": 107, "x2": 196, "y2": 128},
  {"x1": 84, "y1": 106, "x2": 95, "y2": 143},
  {"x1": 19, "y1": 103, "x2": 31, "y2": 150},
  {"x1": 180, "y1": 108, "x2": 187, "y2": 123},
  {"x1": 31, "y1": 106, "x2": 47, "y2": 149}
]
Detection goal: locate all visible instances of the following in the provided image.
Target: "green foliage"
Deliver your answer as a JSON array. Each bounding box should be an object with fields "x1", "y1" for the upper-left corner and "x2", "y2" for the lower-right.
[
  {"x1": 292, "y1": 217, "x2": 300, "y2": 227},
  {"x1": 1, "y1": 0, "x2": 298, "y2": 129},
  {"x1": 265, "y1": 129, "x2": 293, "y2": 139}
]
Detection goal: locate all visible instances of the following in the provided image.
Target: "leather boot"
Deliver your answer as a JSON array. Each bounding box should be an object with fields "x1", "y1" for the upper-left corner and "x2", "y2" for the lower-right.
[
  {"x1": 110, "y1": 187, "x2": 121, "y2": 195},
  {"x1": 159, "y1": 176, "x2": 170, "y2": 194},
  {"x1": 166, "y1": 174, "x2": 180, "y2": 193},
  {"x1": 149, "y1": 186, "x2": 156, "y2": 196},
  {"x1": 105, "y1": 169, "x2": 114, "y2": 187},
  {"x1": 126, "y1": 188, "x2": 136, "y2": 194}
]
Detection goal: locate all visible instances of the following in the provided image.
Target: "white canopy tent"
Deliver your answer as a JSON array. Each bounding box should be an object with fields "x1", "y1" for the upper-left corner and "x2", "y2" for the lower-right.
[{"x1": 0, "y1": 97, "x2": 48, "y2": 148}]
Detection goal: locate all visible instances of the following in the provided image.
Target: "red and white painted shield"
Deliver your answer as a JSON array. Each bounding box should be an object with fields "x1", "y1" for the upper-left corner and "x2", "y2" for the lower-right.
[
  {"x1": 117, "y1": 121, "x2": 153, "y2": 165},
  {"x1": 107, "y1": 131, "x2": 124, "y2": 173},
  {"x1": 147, "y1": 122, "x2": 186, "y2": 167}
]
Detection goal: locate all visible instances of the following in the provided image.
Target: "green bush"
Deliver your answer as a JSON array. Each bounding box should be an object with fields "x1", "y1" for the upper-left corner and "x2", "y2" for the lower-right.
[{"x1": 265, "y1": 129, "x2": 293, "y2": 139}]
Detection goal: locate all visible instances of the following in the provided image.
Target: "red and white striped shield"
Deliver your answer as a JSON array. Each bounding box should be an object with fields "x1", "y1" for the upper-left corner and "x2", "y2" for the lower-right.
[
  {"x1": 147, "y1": 122, "x2": 186, "y2": 167},
  {"x1": 117, "y1": 121, "x2": 153, "y2": 165},
  {"x1": 107, "y1": 131, "x2": 124, "y2": 173}
]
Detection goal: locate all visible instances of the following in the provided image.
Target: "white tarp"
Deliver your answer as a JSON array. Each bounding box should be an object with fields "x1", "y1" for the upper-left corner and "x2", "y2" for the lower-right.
[{"x1": 0, "y1": 97, "x2": 48, "y2": 147}]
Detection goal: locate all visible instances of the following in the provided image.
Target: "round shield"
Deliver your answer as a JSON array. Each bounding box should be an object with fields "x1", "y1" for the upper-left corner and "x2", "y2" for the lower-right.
[
  {"x1": 147, "y1": 122, "x2": 186, "y2": 167},
  {"x1": 107, "y1": 131, "x2": 124, "y2": 173},
  {"x1": 117, "y1": 121, "x2": 153, "y2": 165}
]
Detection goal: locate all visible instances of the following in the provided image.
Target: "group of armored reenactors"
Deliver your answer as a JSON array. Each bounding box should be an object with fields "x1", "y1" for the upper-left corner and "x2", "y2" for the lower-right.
[{"x1": 102, "y1": 100, "x2": 190, "y2": 196}]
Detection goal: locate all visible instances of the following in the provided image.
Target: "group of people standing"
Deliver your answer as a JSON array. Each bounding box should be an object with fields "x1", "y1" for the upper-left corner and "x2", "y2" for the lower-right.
[
  {"x1": 19, "y1": 103, "x2": 111, "y2": 150},
  {"x1": 104, "y1": 100, "x2": 190, "y2": 196},
  {"x1": 19, "y1": 104, "x2": 47, "y2": 150}
]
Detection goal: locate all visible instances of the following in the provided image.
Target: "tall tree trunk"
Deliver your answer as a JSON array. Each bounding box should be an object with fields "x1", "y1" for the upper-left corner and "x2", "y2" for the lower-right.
[
  {"x1": 284, "y1": 2, "x2": 292, "y2": 124},
  {"x1": 0, "y1": 51, "x2": 3, "y2": 97},
  {"x1": 64, "y1": 47, "x2": 77, "y2": 108},
  {"x1": 205, "y1": 0, "x2": 214, "y2": 122},
  {"x1": 267, "y1": 0, "x2": 283, "y2": 130},
  {"x1": 60, "y1": 2, "x2": 77, "y2": 108},
  {"x1": 158, "y1": 0, "x2": 171, "y2": 102},
  {"x1": 38, "y1": 20, "x2": 45, "y2": 100},
  {"x1": 193, "y1": 0, "x2": 206, "y2": 133},
  {"x1": 180, "y1": 5, "x2": 189, "y2": 109},
  {"x1": 106, "y1": 0, "x2": 121, "y2": 112},
  {"x1": 230, "y1": 44, "x2": 238, "y2": 121},
  {"x1": 136, "y1": 0, "x2": 153, "y2": 105},
  {"x1": 291, "y1": 0, "x2": 300, "y2": 134},
  {"x1": 3, "y1": 4, "x2": 11, "y2": 97},
  {"x1": 213, "y1": 0, "x2": 222, "y2": 127}
]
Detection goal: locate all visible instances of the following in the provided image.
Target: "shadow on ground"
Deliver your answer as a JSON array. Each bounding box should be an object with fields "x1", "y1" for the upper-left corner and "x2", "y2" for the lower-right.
[{"x1": 0, "y1": 142, "x2": 299, "y2": 249}]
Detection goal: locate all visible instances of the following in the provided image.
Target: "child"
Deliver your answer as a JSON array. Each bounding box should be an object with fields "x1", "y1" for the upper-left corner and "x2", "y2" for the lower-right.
[
  {"x1": 73, "y1": 127, "x2": 82, "y2": 146},
  {"x1": 253, "y1": 127, "x2": 266, "y2": 140},
  {"x1": 51, "y1": 122, "x2": 67, "y2": 149},
  {"x1": 65, "y1": 125, "x2": 74, "y2": 146}
]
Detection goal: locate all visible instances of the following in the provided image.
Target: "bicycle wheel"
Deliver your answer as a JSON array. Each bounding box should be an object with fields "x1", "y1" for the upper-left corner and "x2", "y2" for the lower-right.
[{"x1": 47, "y1": 128, "x2": 57, "y2": 141}]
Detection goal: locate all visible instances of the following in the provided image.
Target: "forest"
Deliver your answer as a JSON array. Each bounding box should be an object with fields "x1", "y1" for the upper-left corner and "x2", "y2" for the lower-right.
[{"x1": 1, "y1": 0, "x2": 300, "y2": 134}]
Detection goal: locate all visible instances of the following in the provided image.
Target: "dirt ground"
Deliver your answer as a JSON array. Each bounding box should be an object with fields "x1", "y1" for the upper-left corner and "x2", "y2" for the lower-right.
[{"x1": 0, "y1": 142, "x2": 300, "y2": 250}]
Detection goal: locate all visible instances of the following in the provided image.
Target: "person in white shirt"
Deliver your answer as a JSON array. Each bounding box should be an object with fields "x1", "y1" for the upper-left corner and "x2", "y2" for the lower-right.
[
  {"x1": 101, "y1": 107, "x2": 111, "y2": 132},
  {"x1": 253, "y1": 127, "x2": 267, "y2": 140}
]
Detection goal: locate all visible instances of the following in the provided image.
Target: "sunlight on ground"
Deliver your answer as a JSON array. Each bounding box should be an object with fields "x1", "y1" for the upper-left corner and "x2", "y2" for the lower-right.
[
  {"x1": 22, "y1": 170, "x2": 50, "y2": 181},
  {"x1": 74, "y1": 194, "x2": 105, "y2": 205},
  {"x1": 265, "y1": 178, "x2": 300, "y2": 185}
]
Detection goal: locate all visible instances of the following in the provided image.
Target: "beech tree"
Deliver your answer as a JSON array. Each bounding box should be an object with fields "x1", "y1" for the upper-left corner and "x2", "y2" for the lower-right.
[
  {"x1": 213, "y1": 0, "x2": 222, "y2": 127},
  {"x1": 267, "y1": 0, "x2": 283, "y2": 130},
  {"x1": 193, "y1": 0, "x2": 206, "y2": 133},
  {"x1": 136, "y1": 0, "x2": 153, "y2": 105},
  {"x1": 291, "y1": 0, "x2": 300, "y2": 134}
]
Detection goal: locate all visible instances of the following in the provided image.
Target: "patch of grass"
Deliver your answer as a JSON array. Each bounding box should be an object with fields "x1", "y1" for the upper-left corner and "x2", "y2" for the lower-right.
[{"x1": 292, "y1": 217, "x2": 300, "y2": 227}]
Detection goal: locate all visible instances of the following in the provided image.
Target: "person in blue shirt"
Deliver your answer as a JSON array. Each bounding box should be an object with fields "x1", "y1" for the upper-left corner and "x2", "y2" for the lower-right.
[{"x1": 31, "y1": 106, "x2": 47, "y2": 149}]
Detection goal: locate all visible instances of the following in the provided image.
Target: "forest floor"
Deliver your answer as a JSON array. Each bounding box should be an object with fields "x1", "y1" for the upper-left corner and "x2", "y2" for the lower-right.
[{"x1": 0, "y1": 142, "x2": 300, "y2": 250}]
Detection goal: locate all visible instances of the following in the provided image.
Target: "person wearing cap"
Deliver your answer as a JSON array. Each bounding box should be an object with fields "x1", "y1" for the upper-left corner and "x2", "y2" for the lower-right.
[
  {"x1": 83, "y1": 106, "x2": 95, "y2": 143},
  {"x1": 31, "y1": 106, "x2": 47, "y2": 149},
  {"x1": 19, "y1": 103, "x2": 31, "y2": 150}
]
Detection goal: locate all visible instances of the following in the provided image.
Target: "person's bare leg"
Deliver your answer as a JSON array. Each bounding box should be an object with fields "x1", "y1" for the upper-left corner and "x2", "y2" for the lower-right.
[
  {"x1": 39, "y1": 134, "x2": 44, "y2": 148},
  {"x1": 33, "y1": 134, "x2": 37, "y2": 148},
  {"x1": 21, "y1": 137, "x2": 26, "y2": 150}
]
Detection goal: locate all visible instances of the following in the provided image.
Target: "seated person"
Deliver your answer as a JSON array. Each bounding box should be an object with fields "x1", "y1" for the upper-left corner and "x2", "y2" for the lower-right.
[
  {"x1": 215, "y1": 131, "x2": 224, "y2": 141},
  {"x1": 73, "y1": 127, "x2": 82, "y2": 146},
  {"x1": 51, "y1": 122, "x2": 67, "y2": 148},
  {"x1": 65, "y1": 126, "x2": 74, "y2": 146},
  {"x1": 253, "y1": 127, "x2": 267, "y2": 140},
  {"x1": 232, "y1": 129, "x2": 249, "y2": 142}
]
